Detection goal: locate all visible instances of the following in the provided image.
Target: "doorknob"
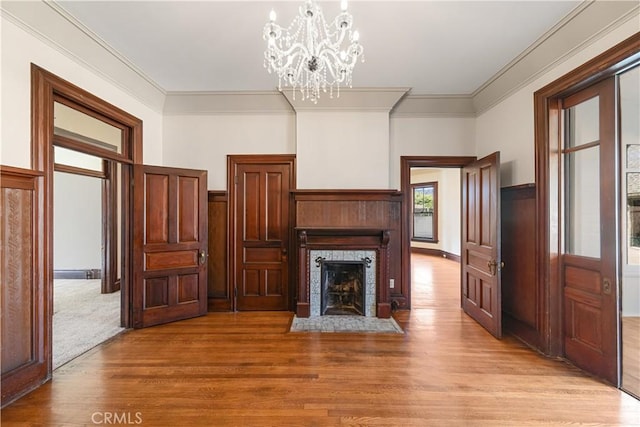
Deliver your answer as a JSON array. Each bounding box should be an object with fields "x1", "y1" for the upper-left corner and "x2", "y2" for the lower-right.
[
  {"x1": 487, "y1": 260, "x2": 504, "y2": 276},
  {"x1": 199, "y1": 251, "x2": 207, "y2": 265}
]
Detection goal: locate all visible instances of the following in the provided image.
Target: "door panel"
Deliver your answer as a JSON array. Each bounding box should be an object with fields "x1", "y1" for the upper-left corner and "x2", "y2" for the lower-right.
[
  {"x1": 561, "y1": 78, "x2": 617, "y2": 384},
  {"x1": 231, "y1": 157, "x2": 294, "y2": 311},
  {"x1": 462, "y1": 152, "x2": 502, "y2": 338},
  {"x1": 132, "y1": 165, "x2": 208, "y2": 328}
]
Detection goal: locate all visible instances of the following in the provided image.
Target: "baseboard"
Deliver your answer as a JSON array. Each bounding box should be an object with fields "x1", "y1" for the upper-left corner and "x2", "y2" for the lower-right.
[
  {"x1": 208, "y1": 298, "x2": 232, "y2": 312},
  {"x1": 53, "y1": 269, "x2": 101, "y2": 279},
  {"x1": 411, "y1": 247, "x2": 461, "y2": 262}
]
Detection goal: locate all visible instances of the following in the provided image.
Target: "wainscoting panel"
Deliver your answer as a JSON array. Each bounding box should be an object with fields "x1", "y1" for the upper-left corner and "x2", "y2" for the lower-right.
[
  {"x1": 501, "y1": 184, "x2": 541, "y2": 349},
  {"x1": 207, "y1": 191, "x2": 230, "y2": 311},
  {"x1": 1, "y1": 166, "x2": 48, "y2": 407}
]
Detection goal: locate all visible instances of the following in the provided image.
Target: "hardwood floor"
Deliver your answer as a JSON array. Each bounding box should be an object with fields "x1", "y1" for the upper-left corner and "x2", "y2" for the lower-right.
[
  {"x1": 622, "y1": 316, "x2": 640, "y2": 398},
  {"x1": 2, "y1": 255, "x2": 639, "y2": 425}
]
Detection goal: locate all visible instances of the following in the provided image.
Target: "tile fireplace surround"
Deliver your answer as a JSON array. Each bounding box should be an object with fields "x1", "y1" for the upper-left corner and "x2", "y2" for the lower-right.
[
  {"x1": 310, "y1": 249, "x2": 377, "y2": 317},
  {"x1": 296, "y1": 228, "x2": 391, "y2": 318}
]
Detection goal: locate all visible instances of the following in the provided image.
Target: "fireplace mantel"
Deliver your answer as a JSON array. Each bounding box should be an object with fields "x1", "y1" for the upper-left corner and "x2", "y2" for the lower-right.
[{"x1": 296, "y1": 227, "x2": 391, "y2": 318}]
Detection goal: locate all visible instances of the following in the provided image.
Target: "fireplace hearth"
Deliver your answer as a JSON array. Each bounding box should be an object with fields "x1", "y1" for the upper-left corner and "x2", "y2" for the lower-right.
[{"x1": 319, "y1": 259, "x2": 370, "y2": 316}]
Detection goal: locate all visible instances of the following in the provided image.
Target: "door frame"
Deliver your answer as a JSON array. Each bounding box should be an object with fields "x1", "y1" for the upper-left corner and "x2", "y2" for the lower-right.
[
  {"x1": 31, "y1": 65, "x2": 143, "y2": 371},
  {"x1": 400, "y1": 156, "x2": 476, "y2": 309},
  {"x1": 534, "y1": 34, "x2": 640, "y2": 359},
  {"x1": 227, "y1": 154, "x2": 296, "y2": 311}
]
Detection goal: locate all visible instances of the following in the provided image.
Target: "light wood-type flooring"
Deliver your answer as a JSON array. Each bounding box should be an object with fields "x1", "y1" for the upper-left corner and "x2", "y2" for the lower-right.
[
  {"x1": 2, "y1": 255, "x2": 639, "y2": 426},
  {"x1": 622, "y1": 316, "x2": 640, "y2": 398}
]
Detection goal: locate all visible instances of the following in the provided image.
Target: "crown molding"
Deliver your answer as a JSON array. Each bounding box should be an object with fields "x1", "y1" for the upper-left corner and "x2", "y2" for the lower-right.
[
  {"x1": 391, "y1": 95, "x2": 476, "y2": 118},
  {"x1": 3, "y1": 1, "x2": 636, "y2": 118},
  {"x1": 281, "y1": 87, "x2": 410, "y2": 112},
  {"x1": 163, "y1": 91, "x2": 294, "y2": 115},
  {"x1": 1, "y1": 1, "x2": 166, "y2": 113},
  {"x1": 472, "y1": 0, "x2": 640, "y2": 115}
]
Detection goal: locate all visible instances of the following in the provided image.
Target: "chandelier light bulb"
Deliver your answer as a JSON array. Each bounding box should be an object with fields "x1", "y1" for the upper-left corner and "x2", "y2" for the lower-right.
[{"x1": 262, "y1": 0, "x2": 364, "y2": 102}]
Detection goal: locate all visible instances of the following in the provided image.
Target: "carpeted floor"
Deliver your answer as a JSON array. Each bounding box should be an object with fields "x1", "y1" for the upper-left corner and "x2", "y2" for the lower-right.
[
  {"x1": 53, "y1": 279, "x2": 125, "y2": 370},
  {"x1": 289, "y1": 315, "x2": 403, "y2": 333}
]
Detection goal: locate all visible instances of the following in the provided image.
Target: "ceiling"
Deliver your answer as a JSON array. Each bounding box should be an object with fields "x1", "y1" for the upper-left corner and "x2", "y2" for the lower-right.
[{"x1": 55, "y1": 1, "x2": 581, "y2": 95}]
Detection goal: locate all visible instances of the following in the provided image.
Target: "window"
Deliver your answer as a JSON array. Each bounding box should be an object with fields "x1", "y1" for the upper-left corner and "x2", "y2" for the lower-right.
[{"x1": 412, "y1": 182, "x2": 438, "y2": 242}]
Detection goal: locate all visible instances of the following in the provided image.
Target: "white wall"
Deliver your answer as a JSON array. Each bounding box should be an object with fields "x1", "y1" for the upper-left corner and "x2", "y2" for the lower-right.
[
  {"x1": 389, "y1": 117, "x2": 476, "y2": 190},
  {"x1": 410, "y1": 168, "x2": 461, "y2": 256},
  {"x1": 162, "y1": 114, "x2": 296, "y2": 190},
  {"x1": 53, "y1": 172, "x2": 102, "y2": 270},
  {"x1": 0, "y1": 16, "x2": 164, "y2": 169},
  {"x1": 475, "y1": 17, "x2": 640, "y2": 187},
  {"x1": 297, "y1": 111, "x2": 390, "y2": 189}
]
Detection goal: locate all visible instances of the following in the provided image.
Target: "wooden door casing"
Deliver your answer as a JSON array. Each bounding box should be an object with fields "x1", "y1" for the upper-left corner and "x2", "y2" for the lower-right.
[
  {"x1": 461, "y1": 152, "x2": 502, "y2": 338},
  {"x1": 132, "y1": 165, "x2": 208, "y2": 328},
  {"x1": 560, "y1": 78, "x2": 617, "y2": 384},
  {"x1": 229, "y1": 156, "x2": 295, "y2": 311}
]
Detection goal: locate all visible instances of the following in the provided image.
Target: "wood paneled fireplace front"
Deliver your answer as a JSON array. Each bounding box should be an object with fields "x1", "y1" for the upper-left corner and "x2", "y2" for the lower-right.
[{"x1": 296, "y1": 228, "x2": 391, "y2": 319}]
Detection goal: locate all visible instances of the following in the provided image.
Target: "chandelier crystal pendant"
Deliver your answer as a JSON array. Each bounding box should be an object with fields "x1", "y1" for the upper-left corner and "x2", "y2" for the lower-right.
[{"x1": 263, "y1": 0, "x2": 364, "y2": 103}]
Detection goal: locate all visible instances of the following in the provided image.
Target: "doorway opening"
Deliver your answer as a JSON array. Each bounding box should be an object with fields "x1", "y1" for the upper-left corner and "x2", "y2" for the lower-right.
[
  {"x1": 52, "y1": 150, "x2": 124, "y2": 369},
  {"x1": 400, "y1": 157, "x2": 475, "y2": 309}
]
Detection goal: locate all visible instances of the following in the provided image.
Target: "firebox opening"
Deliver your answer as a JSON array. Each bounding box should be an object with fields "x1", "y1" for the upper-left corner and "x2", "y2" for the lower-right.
[{"x1": 321, "y1": 261, "x2": 366, "y2": 316}]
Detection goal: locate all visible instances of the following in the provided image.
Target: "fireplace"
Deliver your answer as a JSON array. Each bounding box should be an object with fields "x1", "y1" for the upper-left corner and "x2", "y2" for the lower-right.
[
  {"x1": 320, "y1": 260, "x2": 368, "y2": 316},
  {"x1": 313, "y1": 254, "x2": 374, "y2": 316},
  {"x1": 296, "y1": 228, "x2": 391, "y2": 318}
]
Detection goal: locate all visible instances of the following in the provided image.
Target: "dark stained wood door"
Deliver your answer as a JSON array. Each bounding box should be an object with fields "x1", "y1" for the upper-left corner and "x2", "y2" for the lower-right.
[
  {"x1": 461, "y1": 152, "x2": 502, "y2": 338},
  {"x1": 560, "y1": 78, "x2": 617, "y2": 384},
  {"x1": 229, "y1": 156, "x2": 294, "y2": 311},
  {"x1": 132, "y1": 165, "x2": 208, "y2": 328}
]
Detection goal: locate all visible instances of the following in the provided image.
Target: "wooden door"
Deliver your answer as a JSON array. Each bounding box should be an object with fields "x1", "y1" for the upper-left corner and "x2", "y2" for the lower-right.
[
  {"x1": 560, "y1": 78, "x2": 617, "y2": 384},
  {"x1": 229, "y1": 156, "x2": 294, "y2": 311},
  {"x1": 461, "y1": 152, "x2": 502, "y2": 338},
  {"x1": 132, "y1": 165, "x2": 208, "y2": 328}
]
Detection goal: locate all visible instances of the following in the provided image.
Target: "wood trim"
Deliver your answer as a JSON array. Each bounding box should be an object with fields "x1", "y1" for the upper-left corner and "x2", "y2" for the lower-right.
[
  {"x1": 102, "y1": 161, "x2": 118, "y2": 294},
  {"x1": 30, "y1": 63, "x2": 144, "y2": 398},
  {"x1": 400, "y1": 156, "x2": 476, "y2": 310},
  {"x1": 0, "y1": 165, "x2": 45, "y2": 178},
  {"x1": 53, "y1": 127, "x2": 119, "y2": 152},
  {"x1": 561, "y1": 141, "x2": 600, "y2": 154},
  {"x1": 208, "y1": 191, "x2": 227, "y2": 203},
  {"x1": 207, "y1": 190, "x2": 230, "y2": 311},
  {"x1": 534, "y1": 33, "x2": 640, "y2": 356},
  {"x1": 54, "y1": 163, "x2": 106, "y2": 179},
  {"x1": 410, "y1": 247, "x2": 461, "y2": 263},
  {"x1": 53, "y1": 135, "x2": 133, "y2": 165},
  {"x1": 292, "y1": 189, "x2": 402, "y2": 200}
]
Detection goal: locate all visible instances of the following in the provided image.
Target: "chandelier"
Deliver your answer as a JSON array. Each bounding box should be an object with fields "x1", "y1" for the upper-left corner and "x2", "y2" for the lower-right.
[{"x1": 263, "y1": 0, "x2": 364, "y2": 103}]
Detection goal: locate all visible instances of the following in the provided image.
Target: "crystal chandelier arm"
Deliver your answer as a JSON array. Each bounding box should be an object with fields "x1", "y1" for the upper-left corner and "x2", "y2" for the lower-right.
[{"x1": 317, "y1": 48, "x2": 349, "y2": 83}]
